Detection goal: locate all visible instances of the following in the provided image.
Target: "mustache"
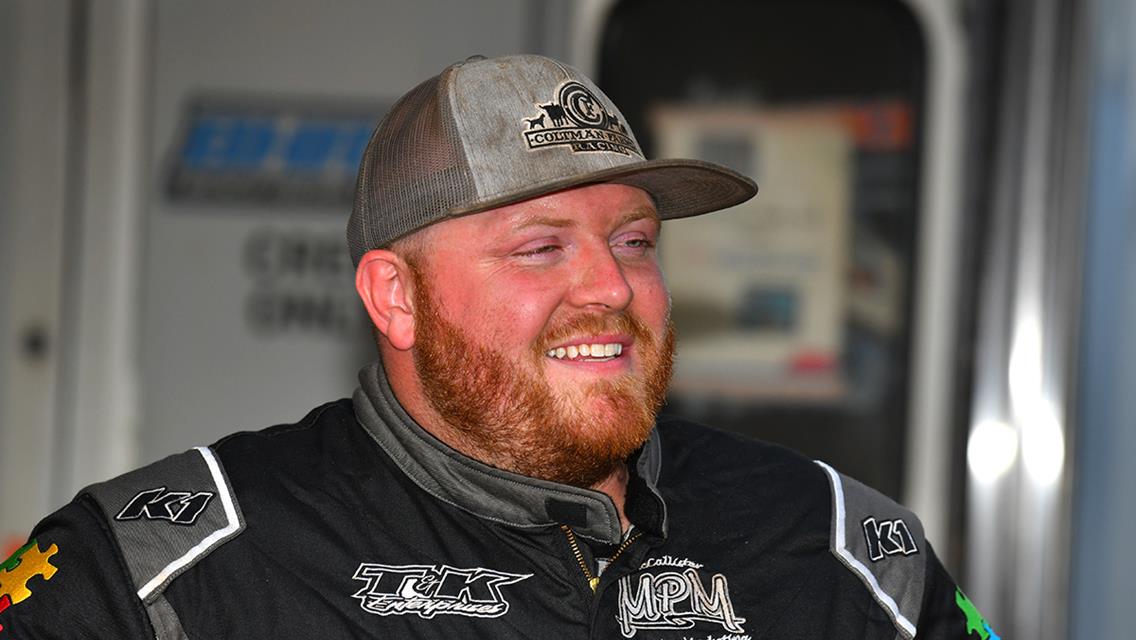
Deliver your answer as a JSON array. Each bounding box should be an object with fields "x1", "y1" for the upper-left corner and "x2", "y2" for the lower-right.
[{"x1": 536, "y1": 313, "x2": 656, "y2": 353}]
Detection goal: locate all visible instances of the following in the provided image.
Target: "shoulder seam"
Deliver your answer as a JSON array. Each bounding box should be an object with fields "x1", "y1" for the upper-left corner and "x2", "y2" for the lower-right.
[{"x1": 212, "y1": 399, "x2": 347, "y2": 448}]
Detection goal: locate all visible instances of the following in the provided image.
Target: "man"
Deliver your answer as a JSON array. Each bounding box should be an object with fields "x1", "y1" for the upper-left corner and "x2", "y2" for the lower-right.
[{"x1": 2, "y1": 54, "x2": 995, "y2": 639}]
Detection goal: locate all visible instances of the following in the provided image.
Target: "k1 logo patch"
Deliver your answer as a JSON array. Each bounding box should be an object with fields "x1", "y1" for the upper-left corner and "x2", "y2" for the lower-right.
[
  {"x1": 616, "y1": 566, "x2": 747, "y2": 638},
  {"x1": 115, "y1": 487, "x2": 214, "y2": 526},
  {"x1": 861, "y1": 516, "x2": 918, "y2": 562},
  {"x1": 351, "y1": 563, "x2": 530, "y2": 620}
]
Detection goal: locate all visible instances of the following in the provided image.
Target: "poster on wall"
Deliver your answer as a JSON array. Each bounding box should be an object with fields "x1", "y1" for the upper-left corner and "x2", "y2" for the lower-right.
[
  {"x1": 651, "y1": 106, "x2": 854, "y2": 401},
  {"x1": 164, "y1": 96, "x2": 387, "y2": 208}
]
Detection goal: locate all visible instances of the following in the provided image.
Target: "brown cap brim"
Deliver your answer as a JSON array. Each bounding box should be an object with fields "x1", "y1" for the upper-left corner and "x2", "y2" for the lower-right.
[{"x1": 449, "y1": 158, "x2": 757, "y2": 222}]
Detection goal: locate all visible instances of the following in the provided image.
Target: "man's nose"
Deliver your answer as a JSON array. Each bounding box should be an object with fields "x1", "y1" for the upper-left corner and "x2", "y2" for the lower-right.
[{"x1": 568, "y1": 243, "x2": 634, "y2": 311}]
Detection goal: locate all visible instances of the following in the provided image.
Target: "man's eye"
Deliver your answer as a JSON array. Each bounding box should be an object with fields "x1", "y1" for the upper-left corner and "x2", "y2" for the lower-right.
[
  {"x1": 616, "y1": 237, "x2": 655, "y2": 252},
  {"x1": 517, "y1": 244, "x2": 560, "y2": 257}
]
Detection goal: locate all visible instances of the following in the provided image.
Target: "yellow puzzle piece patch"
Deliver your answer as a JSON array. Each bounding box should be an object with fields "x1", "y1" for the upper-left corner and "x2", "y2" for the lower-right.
[{"x1": 0, "y1": 540, "x2": 59, "y2": 605}]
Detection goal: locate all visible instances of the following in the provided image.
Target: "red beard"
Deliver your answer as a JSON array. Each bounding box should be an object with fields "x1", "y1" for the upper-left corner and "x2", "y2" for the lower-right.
[{"x1": 410, "y1": 264, "x2": 675, "y2": 488}]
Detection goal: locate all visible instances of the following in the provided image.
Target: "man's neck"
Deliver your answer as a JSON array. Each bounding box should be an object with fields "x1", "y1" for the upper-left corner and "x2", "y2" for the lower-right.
[{"x1": 590, "y1": 464, "x2": 632, "y2": 533}]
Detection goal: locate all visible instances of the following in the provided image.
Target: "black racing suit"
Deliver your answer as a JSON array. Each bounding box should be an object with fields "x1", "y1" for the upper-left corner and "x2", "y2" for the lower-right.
[{"x1": 1, "y1": 362, "x2": 996, "y2": 639}]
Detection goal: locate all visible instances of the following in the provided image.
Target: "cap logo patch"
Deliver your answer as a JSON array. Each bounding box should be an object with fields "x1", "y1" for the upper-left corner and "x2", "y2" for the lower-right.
[{"x1": 522, "y1": 81, "x2": 639, "y2": 157}]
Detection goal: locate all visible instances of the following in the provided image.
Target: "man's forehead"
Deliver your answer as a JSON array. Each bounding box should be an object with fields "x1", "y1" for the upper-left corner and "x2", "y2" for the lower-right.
[
  {"x1": 466, "y1": 184, "x2": 658, "y2": 232},
  {"x1": 394, "y1": 184, "x2": 659, "y2": 254},
  {"x1": 506, "y1": 205, "x2": 659, "y2": 232}
]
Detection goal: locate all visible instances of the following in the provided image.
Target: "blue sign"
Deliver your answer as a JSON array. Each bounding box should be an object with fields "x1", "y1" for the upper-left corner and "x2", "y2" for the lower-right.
[{"x1": 166, "y1": 98, "x2": 387, "y2": 208}]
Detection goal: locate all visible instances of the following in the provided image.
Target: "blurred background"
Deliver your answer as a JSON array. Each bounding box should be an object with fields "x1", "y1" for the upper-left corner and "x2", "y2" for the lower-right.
[{"x1": 0, "y1": 0, "x2": 1131, "y2": 637}]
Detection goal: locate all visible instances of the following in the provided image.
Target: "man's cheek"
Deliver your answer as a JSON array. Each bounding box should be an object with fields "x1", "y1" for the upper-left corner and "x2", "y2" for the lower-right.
[
  {"x1": 501, "y1": 304, "x2": 559, "y2": 344},
  {"x1": 630, "y1": 277, "x2": 668, "y2": 313}
]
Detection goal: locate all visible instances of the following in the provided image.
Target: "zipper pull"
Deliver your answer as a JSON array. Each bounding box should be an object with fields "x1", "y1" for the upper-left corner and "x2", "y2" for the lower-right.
[{"x1": 589, "y1": 577, "x2": 600, "y2": 592}]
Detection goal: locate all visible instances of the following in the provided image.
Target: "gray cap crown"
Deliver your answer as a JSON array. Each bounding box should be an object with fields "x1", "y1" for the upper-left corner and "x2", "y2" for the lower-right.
[{"x1": 347, "y1": 54, "x2": 757, "y2": 265}]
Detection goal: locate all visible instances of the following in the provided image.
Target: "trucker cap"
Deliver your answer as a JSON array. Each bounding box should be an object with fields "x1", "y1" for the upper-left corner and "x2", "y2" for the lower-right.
[{"x1": 347, "y1": 54, "x2": 758, "y2": 265}]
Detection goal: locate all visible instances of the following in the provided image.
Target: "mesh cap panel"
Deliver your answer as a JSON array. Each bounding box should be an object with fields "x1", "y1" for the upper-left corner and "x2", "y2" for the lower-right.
[{"x1": 348, "y1": 71, "x2": 476, "y2": 264}]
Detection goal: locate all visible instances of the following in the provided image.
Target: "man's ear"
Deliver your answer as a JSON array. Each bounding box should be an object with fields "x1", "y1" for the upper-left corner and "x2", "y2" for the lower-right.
[{"x1": 355, "y1": 249, "x2": 416, "y2": 351}]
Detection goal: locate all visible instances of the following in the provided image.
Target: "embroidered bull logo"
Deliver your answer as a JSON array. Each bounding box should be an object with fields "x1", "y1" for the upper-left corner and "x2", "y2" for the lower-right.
[{"x1": 538, "y1": 103, "x2": 567, "y2": 127}]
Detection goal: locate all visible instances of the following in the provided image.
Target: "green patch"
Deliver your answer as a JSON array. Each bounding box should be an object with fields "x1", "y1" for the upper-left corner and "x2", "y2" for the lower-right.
[
  {"x1": 0, "y1": 541, "x2": 35, "y2": 573},
  {"x1": 955, "y1": 589, "x2": 999, "y2": 639}
]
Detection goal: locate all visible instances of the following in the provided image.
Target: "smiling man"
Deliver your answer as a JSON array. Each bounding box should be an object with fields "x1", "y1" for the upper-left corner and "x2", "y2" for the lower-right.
[
  {"x1": 4, "y1": 54, "x2": 993, "y2": 639},
  {"x1": 364, "y1": 184, "x2": 674, "y2": 512}
]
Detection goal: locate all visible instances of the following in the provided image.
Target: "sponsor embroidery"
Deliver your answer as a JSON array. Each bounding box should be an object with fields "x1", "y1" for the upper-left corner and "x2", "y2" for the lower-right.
[
  {"x1": 0, "y1": 539, "x2": 59, "y2": 633},
  {"x1": 115, "y1": 487, "x2": 214, "y2": 526},
  {"x1": 351, "y1": 563, "x2": 530, "y2": 620},
  {"x1": 617, "y1": 568, "x2": 746, "y2": 638},
  {"x1": 522, "y1": 81, "x2": 639, "y2": 156},
  {"x1": 861, "y1": 516, "x2": 918, "y2": 561},
  {"x1": 641, "y1": 556, "x2": 704, "y2": 570},
  {"x1": 955, "y1": 589, "x2": 1000, "y2": 640}
]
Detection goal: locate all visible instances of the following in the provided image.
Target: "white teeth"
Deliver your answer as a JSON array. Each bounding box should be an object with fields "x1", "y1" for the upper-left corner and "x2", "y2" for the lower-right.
[{"x1": 547, "y1": 342, "x2": 624, "y2": 361}]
